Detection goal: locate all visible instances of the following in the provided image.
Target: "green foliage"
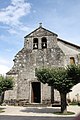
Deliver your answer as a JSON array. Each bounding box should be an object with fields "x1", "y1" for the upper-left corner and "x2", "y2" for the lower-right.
[
  {"x1": 36, "y1": 66, "x2": 80, "y2": 94},
  {"x1": 35, "y1": 68, "x2": 51, "y2": 84},
  {"x1": 67, "y1": 64, "x2": 80, "y2": 84},
  {"x1": 0, "y1": 75, "x2": 14, "y2": 94},
  {"x1": 48, "y1": 67, "x2": 71, "y2": 93},
  {"x1": 70, "y1": 101, "x2": 78, "y2": 105},
  {"x1": 36, "y1": 65, "x2": 80, "y2": 113}
]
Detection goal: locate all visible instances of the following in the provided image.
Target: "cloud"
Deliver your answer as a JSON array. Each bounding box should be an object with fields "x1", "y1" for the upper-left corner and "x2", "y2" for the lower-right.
[
  {"x1": 0, "y1": 57, "x2": 12, "y2": 75},
  {"x1": 0, "y1": 0, "x2": 31, "y2": 33},
  {"x1": 0, "y1": 65, "x2": 10, "y2": 75},
  {"x1": 0, "y1": 57, "x2": 12, "y2": 67},
  {"x1": 7, "y1": 24, "x2": 29, "y2": 35},
  {"x1": 7, "y1": 28, "x2": 18, "y2": 34}
]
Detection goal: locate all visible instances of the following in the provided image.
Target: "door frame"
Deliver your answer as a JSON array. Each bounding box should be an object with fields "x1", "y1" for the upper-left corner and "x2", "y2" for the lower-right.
[{"x1": 30, "y1": 82, "x2": 41, "y2": 103}]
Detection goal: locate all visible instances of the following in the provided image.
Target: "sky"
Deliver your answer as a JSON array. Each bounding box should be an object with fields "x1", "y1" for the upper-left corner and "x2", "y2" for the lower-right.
[{"x1": 0, "y1": 0, "x2": 80, "y2": 75}]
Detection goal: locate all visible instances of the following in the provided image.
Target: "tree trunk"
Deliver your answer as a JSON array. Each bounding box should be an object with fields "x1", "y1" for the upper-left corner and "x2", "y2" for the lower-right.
[
  {"x1": 51, "y1": 86, "x2": 54, "y2": 104},
  {"x1": 60, "y1": 92, "x2": 67, "y2": 114},
  {"x1": 0, "y1": 92, "x2": 5, "y2": 105}
]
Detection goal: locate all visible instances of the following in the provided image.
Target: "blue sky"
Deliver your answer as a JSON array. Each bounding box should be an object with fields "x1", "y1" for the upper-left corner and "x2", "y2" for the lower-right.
[{"x1": 0, "y1": 0, "x2": 80, "y2": 74}]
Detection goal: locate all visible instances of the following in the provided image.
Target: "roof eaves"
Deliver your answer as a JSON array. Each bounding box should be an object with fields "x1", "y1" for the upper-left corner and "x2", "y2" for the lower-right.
[{"x1": 58, "y1": 38, "x2": 80, "y2": 49}]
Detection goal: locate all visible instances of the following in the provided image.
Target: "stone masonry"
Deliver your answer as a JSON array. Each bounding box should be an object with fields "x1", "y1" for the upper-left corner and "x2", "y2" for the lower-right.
[{"x1": 5, "y1": 24, "x2": 80, "y2": 106}]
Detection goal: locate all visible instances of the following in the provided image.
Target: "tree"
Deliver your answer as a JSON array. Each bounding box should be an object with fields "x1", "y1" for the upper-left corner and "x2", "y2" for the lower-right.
[
  {"x1": 35, "y1": 65, "x2": 80, "y2": 114},
  {"x1": 67, "y1": 64, "x2": 80, "y2": 84},
  {"x1": 0, "y1": 75, "x2": 14, "y2": 104}
]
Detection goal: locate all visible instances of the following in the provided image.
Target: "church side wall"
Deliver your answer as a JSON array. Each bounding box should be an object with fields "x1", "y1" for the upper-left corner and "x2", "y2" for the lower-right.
[{"x1": 4, "y1": 74, "x2": 18, "y2": 105}]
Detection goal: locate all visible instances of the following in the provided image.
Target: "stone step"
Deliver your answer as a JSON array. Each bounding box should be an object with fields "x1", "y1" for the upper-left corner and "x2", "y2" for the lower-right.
[
  {"x1": 23, "y1": 103, "x2": 51, "y2": 107},
  {"x1": 52, "y1": 104, "x2": 61, "y2": 107}
]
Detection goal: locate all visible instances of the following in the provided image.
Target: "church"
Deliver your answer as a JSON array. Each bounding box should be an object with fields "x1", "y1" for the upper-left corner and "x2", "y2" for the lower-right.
[{"x1": 5, "y1": 23, "x2": 80, "y2": 106}]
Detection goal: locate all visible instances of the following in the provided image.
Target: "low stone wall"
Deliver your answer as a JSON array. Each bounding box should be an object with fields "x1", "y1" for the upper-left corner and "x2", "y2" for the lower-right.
[
  {"x1": 42, "y1": 99, "x2": 51, "y2": 105},
  {"x1": 4, "y1": 99, "x2": 52, "y2": 107},
  {"x1": 4, "y1": 99, "x2": 29, "y2": 106}
]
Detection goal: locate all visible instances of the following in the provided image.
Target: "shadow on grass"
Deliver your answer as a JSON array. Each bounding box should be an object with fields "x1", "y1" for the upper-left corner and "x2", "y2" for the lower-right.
[{"x1": 53, "y1": 111, "x2": 75, "y2": 115}]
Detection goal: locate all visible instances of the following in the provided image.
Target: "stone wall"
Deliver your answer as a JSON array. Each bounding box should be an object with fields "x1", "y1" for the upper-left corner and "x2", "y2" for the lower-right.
[{"x1": 5, "y1": 26, "x2": 80, "y2": 106}]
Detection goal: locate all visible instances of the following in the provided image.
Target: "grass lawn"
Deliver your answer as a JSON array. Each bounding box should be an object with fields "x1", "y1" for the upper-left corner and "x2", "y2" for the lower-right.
[
  {"x1": 0, "y1": 108, "x2": 5, "y2": 113},
  {"x1": 53, "y1": 111, "x2": 75, "y2": 115}
]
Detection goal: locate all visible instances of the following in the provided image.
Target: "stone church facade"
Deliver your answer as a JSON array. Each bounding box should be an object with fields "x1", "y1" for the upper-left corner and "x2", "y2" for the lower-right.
[{"x1": 5, "y1": 24, "x2": 80, "y2": 106}]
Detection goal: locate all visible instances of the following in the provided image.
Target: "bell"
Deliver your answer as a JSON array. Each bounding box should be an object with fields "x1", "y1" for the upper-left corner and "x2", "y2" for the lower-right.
[
  {"x1": 34, "y1": 43, "x2": 37, "y2": 48},
  {"x1": 43, "y1": 42, "x2": 46, "y2": 47}
]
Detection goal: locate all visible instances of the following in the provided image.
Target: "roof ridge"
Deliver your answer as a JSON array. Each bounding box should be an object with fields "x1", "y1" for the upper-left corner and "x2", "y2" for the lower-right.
[{"x1": 24, "y1": 26, "x2": 58, "y2": 38}]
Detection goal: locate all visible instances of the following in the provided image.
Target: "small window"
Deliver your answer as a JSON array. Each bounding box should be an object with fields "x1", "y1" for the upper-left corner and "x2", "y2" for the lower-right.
[
  {"x1": 70, "y1": 57, "x2": 75, "y2": 64},
  {"x1": 41, "y1": 37, "x2": 47, "y2": 49},
  {"x1": 33, "y1": 38, "x2": 38, "y2": 49}
]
